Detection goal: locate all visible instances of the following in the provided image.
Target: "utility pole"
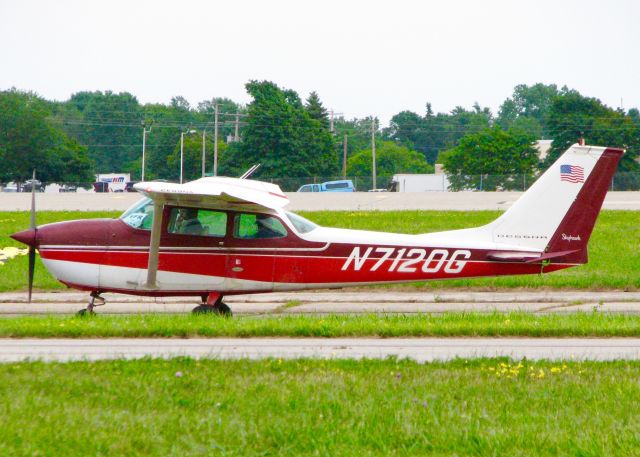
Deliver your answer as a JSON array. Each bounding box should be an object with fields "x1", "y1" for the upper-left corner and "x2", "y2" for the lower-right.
[
  {"x1": 141, "y1": 121, "x2": 152, "y2": 181},
  {"x1": 180, "y1": 132, "x2": 185, "y2": 184},
  {"x1": 342, "y1": 134, "x2": 348, "y2": 179},
  {"x1": 213, "y1": 103, "x2": 219, "y2": 176},
  {"x1": 201, "y1": 129, "x2": 206, "y2": 178},
  {"x1": 371, "y1": 118, "x2": 377, "y2": 190},
  {"x1": 330, "y1": 110, "x2": 334, "y2": 133},
  {"x1": 234, "y1": 110, "x2": 240, "y2": 141}
]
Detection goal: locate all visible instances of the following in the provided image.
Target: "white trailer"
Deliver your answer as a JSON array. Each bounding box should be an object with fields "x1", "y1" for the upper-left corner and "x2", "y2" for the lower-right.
[
  {"x1": 95, "y1": 173, "x2": 131, "y2": 192},
  {"x1": 391, "y1": 174, "x2": 450, "y2": 192}
]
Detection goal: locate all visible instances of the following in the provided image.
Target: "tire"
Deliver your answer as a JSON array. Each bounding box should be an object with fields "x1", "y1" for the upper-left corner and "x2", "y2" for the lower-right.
[{"x1": 192, "y1": 303, "x2": 232, "y2": 316}]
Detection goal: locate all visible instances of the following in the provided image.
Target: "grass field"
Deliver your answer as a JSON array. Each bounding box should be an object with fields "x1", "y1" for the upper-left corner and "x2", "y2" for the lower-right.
[
  {"x1": 1, "y1": 209, "x2": 639, "y2": 291},
  {"x1": 2, "y1": 312, "x2": 640, "y2": 338},
  {"x1": 1, "y1": 357, "x2": 639, "y2": 456}
]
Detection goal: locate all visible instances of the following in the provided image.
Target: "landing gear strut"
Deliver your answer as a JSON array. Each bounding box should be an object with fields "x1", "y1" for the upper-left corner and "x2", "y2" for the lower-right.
[
  {"x1": 192, "y1": 293, "x2": 232, "y2": 316},
  {"x1": 77, "y1": 291, "x2": 105, "y2": 316}
]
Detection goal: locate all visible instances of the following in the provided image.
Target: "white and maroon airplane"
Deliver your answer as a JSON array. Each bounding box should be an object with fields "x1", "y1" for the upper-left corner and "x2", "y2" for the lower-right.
[{"x1": 12, "y1": 143, "x2": 623, "y2": 315}]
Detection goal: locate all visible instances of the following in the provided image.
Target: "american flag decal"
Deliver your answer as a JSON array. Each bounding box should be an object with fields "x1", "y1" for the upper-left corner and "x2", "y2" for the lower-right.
[{"x1": 560, "y1": 164, "x2": 584, "y2": 183}]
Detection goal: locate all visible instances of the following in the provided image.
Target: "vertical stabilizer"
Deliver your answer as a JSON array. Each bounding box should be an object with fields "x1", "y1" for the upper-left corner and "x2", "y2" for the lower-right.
[{"x1": 485, "y1": 144, "x2": 624, "y2": 253}]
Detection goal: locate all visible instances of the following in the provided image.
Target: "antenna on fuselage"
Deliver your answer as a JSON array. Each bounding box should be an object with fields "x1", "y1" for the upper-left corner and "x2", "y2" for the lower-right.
[{"x1": 239, "y1": 164, "x2": 260, "y2": 179}]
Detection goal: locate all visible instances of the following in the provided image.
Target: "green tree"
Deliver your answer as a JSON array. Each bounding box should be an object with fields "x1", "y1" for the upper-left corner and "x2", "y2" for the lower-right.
[
  {"x1": 197, "y1": 97, "x2": 245, "y2": 142},
  {"x1": 232, "y1": 81, "x2": 338, "y2": 178},
  {"x1": 347, "y1": 141, "x2": 433, "y2": 177},
  {"x1": 304, "y1": 91, "x2": 329, "y2": 129},
  {"x1": 333, "y1": 116, "x2": 375, "y2": 158},
  {"x1": 66, "y1": 91, "x2": 141, "y2": 174},
  {"x1": 442, "y1": 127, "x2": 538, "y2": 191},
  {"x1": 385, "y1": 103, "x2": 493, "y2": 165},
  {"x1": 497, "y1": 83, "x2": 560, "y2": 137},
  {"x1": 544, "y1": 90, "x2": 640, "y2": 177},
  {"x1": 0, "y1": 89, "x2": 94, "y2": 184},
  {"x1": 167, "y1": 132, "x2": 225, "y2": 182}
]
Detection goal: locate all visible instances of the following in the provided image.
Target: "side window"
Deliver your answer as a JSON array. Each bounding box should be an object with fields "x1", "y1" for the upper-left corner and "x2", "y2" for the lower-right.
[
  {"x1": 234, "y1": 213, "x2": 288, "y2": 239},
  {"x1": 313, "y1": 184, "x2": 321, "y2": 192},
  {"x1": 299, "y1": 185, "x2": 311, "y2": 192},
  {"x1": 168, "y1": 207, "x2": 227, "y2": 237}
]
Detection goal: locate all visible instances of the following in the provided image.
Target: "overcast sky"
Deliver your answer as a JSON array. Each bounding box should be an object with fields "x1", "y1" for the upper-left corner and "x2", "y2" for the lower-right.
[{"x1": 1, "y1": 0, "x2": 638, "y2": 125}]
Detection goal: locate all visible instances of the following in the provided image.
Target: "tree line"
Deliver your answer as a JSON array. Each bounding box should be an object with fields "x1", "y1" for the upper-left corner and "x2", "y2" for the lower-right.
[{"x1": 1, "y1": 82, "x2": 638, "y2": 190}]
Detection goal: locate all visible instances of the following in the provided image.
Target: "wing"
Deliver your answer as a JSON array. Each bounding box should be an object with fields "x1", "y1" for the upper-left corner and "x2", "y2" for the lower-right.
[
  {"x1": 134, "y1": 176, "x2": 289, "y2": 212},
  {"x1": 135, "y1": 177, "x2": 289, "y2": 289}
]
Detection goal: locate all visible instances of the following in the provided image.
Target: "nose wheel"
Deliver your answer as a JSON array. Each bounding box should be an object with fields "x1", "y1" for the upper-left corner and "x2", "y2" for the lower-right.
[
  {"x1": 77, "y1": 291, "x2": 105, "y2": 316},
  {"x1": 192, "y1": 293, "x2": 232, "y2": 316}
]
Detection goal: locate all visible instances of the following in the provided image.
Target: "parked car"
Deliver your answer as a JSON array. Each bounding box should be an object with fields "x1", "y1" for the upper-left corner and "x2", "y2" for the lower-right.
[
  {"x1": 21, "y1": 179, "x2": 43, "y2": 192},
  {"x1": 2, "y1": 183, "x2": 18, "y2": 192},
  {"x1": 59, "y1": 184, "x2": 78, "y2": 193},
  {"x1": 297, "y1": 179, "x2": 355, "y2": 192}
]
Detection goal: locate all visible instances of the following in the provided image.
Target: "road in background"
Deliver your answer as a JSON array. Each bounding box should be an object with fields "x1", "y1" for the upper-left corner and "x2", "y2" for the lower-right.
[
  {"x1": 2, "y1": 337, "x2": 640, "y2": 362},
  {"x1": 1, "y1": 192, "x2": 639, "y2": 211}
]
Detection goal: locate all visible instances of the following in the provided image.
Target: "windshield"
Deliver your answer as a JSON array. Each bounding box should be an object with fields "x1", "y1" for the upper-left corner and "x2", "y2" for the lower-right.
[
  {"x1": 120, "y1": 198, "x2": 154, "y2": 230},
  {"x1": 285, "y1": 211, "x2": 317, "y2": 234}
]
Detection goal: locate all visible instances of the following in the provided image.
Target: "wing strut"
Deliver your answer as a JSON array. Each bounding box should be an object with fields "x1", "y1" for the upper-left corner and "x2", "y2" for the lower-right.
[{"x1": 145, "y1": 199, "x2": 165, "y2": 289}]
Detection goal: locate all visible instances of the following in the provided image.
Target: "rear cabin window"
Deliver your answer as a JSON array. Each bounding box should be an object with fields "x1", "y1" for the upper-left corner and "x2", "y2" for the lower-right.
[
  {"x1": 167, "y1": 207, "x2": 227, "y2": 237},
  {"x1": 325, "y1": 182, "x2": 349, "y2": 189},
  {"x1": 234, "y1": 213, "x2": 288, "y2": 239}
]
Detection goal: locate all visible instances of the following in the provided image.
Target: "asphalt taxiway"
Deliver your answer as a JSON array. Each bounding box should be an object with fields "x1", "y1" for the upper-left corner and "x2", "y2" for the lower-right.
[
  {"x1": 2, "y1": 337, "x2": 640, "y2": 362},
  {"x1": 1, "y1": 290, "x2": 639, "y2": 315}
]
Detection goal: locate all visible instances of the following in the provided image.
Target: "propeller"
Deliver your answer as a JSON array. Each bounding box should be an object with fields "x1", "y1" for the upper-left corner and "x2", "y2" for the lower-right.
[{"x1": 28, "y1": 170, "x2": 37, "y2": 303}]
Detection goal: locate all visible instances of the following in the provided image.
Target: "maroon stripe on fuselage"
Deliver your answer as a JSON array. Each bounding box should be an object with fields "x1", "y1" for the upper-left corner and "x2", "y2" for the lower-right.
[{"x1": 40, "y1": 247, "x2": 571, "y2": 284}]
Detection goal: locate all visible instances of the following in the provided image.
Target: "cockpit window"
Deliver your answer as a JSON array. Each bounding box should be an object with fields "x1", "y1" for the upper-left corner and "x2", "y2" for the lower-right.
[
  {"x1": 167, "y1": 207, "x2": 227, "y2": 237},
  {"x1": 120, "y1": 198, "x2": 154, "y2": 230},
  {"x1": 286, "y1": 212, "x2": 317, "y2": 234}
]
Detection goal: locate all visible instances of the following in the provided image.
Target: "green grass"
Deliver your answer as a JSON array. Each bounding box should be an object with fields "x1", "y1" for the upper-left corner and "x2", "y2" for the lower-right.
[
  {"x1": 1, "y1": 357, "x2": 639, "y2": 456},
  {"x1": 1, "y1": 210, "x2": 639, "y2": 291},
  {"x1": 3, "y1": 312, "x2": 640, "y2": 338}
]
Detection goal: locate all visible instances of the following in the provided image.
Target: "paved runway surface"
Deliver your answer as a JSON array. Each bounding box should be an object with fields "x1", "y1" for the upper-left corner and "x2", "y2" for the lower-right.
[
  {"x1": 2, "y1": 191, "x2": 639, "y2": 211},
  {"x1": 3, "y1": 337, "x2": 640, "y2": 362},
  {"x1": 2, "y1": 290, "x2": 640, "y2": 315}
]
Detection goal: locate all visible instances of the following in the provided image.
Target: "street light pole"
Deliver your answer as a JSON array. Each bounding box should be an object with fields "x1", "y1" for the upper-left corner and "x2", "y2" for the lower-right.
[
  {"x1": 213, "y1": 103, "x2": 219, "y2": 176},
  {"x1": 201, "y1": 129, "x2": 206, "y2": 178},
  {"x1": 180, "y1": 128, "x2": 196, "y2": 184},
  {"x1": 371, "y1": 118, "x2": 377, "y2": 191}
]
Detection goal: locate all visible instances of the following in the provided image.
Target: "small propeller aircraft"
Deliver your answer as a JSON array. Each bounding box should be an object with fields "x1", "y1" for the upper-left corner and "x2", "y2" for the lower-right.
[{"x1": 12, "y1": 143, "x2": 623, "y2": 315}]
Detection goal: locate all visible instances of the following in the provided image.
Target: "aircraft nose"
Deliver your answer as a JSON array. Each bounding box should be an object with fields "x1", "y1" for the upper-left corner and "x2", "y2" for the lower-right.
[{"x1": 11, "y1": 228, "x2": 37, "y2": 248}]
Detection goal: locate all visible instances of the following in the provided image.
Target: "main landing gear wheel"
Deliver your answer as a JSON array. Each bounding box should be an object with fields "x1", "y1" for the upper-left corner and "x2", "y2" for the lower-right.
[
  {"x1": 77, "y1": 291, "x2": 105, "y2": 316},
  {"x1": 192, "y1": 302, "x2": 232, "y2": 316},
  {"x1": 192, "y1": 293, "x2": 232, "y2": 316}
]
